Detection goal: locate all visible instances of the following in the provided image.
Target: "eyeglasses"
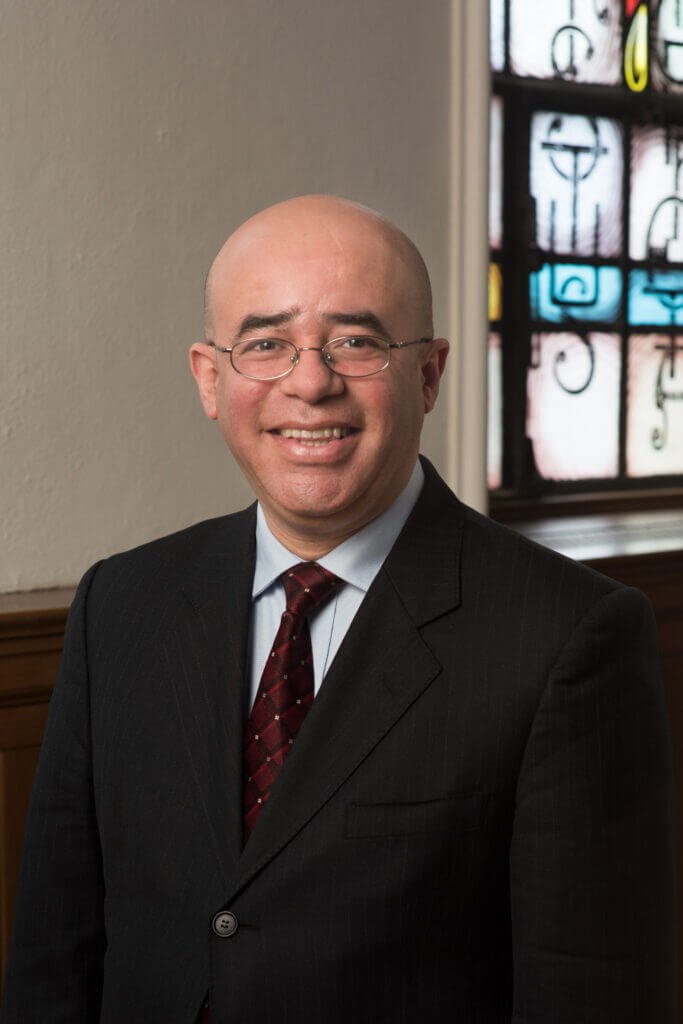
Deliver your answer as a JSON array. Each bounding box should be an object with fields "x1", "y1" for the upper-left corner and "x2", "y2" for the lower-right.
[{"x1": 207, "y1": 335, "x2": 432, "y2": 381}]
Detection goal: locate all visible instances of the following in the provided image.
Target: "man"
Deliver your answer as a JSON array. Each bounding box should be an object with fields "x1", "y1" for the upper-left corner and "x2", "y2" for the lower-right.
[{"x1": 2, "y1": 195, "x2": 675, "y2": 1022}]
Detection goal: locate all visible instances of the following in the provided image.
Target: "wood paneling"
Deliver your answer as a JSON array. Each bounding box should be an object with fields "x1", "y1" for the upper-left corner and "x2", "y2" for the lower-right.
[{"x1": 0, "y1": 588, "x2": 73, "y2": 987}]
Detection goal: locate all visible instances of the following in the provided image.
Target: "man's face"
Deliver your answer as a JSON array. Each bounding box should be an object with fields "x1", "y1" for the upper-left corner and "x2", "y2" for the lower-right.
[{"x1": 192, "y1": 205, "x2": 447, "y2": 550}]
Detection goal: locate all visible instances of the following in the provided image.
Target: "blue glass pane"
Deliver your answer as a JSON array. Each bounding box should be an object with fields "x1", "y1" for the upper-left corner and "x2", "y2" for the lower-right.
[
  {"x1": 629, "y1": 270, "x2": 683, "y2": 326},
  {"x1": 530, "y1": 264, "x2": 622, "y2": 322}
]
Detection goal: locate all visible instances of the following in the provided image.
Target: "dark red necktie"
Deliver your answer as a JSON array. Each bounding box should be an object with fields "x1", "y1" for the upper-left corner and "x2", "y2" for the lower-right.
[
  {"x1": 243, "y1": 561, "x2": 341, "y2": 839},
  {"x1": 199, "y1": 563, "x2": 340, "y2": 1022}
]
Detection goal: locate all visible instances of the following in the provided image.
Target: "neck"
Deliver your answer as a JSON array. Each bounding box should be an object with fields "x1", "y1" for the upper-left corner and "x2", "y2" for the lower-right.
[{"x1": 260, "y1": 513, "x2": 367, "y2": 560}]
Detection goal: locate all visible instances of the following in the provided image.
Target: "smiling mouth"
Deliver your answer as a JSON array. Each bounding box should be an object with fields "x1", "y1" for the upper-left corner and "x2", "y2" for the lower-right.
[{"x1": 273, "y1": 426, "x2": 355, "y2": 446}]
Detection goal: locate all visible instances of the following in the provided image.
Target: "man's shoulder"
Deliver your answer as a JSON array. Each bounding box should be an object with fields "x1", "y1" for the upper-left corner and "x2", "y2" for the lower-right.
[
  {"x1": 462, "y1": 501, "x2": 618, "y2": 594},
  {"x1": 418, "y1": 458, "x2": 623, "y2": 612},
  {"x1": 82, "y1": 504, "x2": 256, "y2": 612}
]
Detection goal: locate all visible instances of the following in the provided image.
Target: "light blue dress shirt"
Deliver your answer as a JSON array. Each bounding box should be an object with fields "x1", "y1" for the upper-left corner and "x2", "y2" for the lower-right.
[{"x1": 247, "y1": 459, "x2": 424, "y2": 711}]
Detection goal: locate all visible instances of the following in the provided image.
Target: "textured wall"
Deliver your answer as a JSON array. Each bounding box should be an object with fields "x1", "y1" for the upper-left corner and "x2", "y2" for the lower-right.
[{"x1": 1, "y1": 0, "x2": 452, "y2": 591}]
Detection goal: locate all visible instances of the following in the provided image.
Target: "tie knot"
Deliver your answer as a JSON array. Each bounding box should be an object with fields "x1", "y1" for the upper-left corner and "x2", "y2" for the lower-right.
[{"x1": 280, "y1": 562, "x2": 340, "y2": 618}]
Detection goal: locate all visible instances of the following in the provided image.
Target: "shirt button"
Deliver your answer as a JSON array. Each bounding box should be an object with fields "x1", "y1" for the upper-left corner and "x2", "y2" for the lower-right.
[{"x1": 212, "y1": 911, "x2": 238, "y2": 937}]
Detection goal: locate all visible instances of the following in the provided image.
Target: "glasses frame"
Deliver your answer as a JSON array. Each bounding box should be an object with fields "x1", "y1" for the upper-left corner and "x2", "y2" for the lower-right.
[{"x1": 206, "y1": 335, "x2": 433, "y2": 381}]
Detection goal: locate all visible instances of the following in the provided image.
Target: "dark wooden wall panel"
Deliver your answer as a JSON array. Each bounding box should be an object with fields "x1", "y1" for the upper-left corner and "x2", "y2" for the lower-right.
[{"x1": 0, "y1": 589, "x2": 72, "y2": 989}]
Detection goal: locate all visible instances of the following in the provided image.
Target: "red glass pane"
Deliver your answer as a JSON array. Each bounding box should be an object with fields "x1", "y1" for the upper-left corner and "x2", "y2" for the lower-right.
[
  {"x1": 630, "y1": 125, "x2": 683, "y2": 262},
  {"x1": 489, "y1": 96, "x2": 504, "y2": 251},
  {"x1": 626, "y1": 334, "x2": 683, "y2": 476},
  {"x1": 526, "y1": 332, "x2": 621, "y2": 480},
  {"x1": 488, "y1": 333, "x2": 503, "y2": 490}
]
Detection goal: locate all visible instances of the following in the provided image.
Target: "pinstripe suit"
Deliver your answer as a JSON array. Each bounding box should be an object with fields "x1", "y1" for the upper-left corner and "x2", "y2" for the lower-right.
[{"x1": 1, "y1": 458, "x2": 676, "y2": 1022}]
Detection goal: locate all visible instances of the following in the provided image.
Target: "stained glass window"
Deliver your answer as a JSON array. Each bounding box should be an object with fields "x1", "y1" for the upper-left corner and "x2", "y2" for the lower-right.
[{"x1": 489, "y1": 0, "x2": 683, "y2": 499}]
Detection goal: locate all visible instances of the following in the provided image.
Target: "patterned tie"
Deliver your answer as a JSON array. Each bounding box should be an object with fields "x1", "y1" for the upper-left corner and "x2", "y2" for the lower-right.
[{"x1": 243, "y1": 561, "x2": 341, "y2": 840}]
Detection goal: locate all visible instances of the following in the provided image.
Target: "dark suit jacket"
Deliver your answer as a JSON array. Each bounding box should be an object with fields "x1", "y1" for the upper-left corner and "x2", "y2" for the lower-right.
[{"x1": 2, "y1": 459, "x2": 676, "y2": 1022}]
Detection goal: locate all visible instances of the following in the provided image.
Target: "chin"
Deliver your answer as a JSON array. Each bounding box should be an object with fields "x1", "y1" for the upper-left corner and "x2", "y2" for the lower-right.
[{"x1": 270, "y1": 476, "x2": 369, "y2": 524}]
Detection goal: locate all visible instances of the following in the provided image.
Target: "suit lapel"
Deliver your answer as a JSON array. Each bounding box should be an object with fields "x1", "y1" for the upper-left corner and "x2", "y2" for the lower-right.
[
  {"x1": 225, "y1": 459, "x2": 464, "y2": 903},
  {"x1": 170, "y1": 506, "x2": 256, "y2": 885}
]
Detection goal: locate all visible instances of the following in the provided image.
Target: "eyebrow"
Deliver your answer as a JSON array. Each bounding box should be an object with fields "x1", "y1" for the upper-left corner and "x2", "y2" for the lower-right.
[
  {"x1": 323, "y1": 311, "x2": 389, "y2": 336},
  {"x1": 236, "y1": 308, "x2": 301, "y2": 337},
  {"x1": 235, "y1": 308, "x2": 390, "y2": 339}
]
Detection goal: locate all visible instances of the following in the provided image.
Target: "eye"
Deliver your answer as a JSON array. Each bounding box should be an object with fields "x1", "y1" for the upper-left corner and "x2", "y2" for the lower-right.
[
  {"x1": 336, "y1": 335, "x2": 384, "y2": 350},
  {"x1": 238, "y1": 338, "x2": 290, "y2": 355}
]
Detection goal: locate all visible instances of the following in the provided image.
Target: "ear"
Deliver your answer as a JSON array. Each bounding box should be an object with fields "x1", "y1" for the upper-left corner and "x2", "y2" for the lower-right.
[
  {"x1": 189, "y1": 342, "x2": 219, "y2": 420},
  {"x1": 421, "y1": 338, "x2": 449, "y2": 414}
]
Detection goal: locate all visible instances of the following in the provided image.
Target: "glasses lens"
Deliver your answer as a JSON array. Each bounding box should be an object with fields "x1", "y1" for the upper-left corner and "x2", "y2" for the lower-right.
[
  {"x1": 232, "y1": 338, "x2": 296, "y2": 379},
  {"x1": 325, "y1": 336, "x2": 390, "y2": 377}
]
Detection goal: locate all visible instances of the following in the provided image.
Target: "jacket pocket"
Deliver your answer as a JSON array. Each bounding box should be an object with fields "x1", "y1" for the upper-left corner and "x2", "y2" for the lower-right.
[{"x1": 345, "y1": 792, "x2": 488, "y2": 839}]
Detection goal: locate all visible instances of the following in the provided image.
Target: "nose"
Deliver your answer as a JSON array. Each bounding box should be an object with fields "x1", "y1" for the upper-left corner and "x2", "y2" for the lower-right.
[{"x1": 279, "y1": 347, "x2": 345, "y2": 402}]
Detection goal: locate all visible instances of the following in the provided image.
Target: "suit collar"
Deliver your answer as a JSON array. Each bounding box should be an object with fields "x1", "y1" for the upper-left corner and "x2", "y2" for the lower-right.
[{"x1": 381, "y1": 455, "x2": 463, "y2": 626}]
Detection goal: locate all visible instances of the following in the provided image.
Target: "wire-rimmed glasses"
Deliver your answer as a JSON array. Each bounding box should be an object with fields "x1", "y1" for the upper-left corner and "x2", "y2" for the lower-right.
[{"x1": 207, "y1": 335, "x2": 432, "y2": 381}]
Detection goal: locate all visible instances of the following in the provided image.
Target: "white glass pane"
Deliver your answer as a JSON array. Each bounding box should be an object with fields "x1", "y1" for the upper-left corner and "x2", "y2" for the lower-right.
[
  {"x1": 531, "y1": 112, "x2": 623, "y2": 258},
  {"x1": 526, "y1": 331, "x2": 621, "y2": 479},
  {"x1": 509, "y1": 0, "x2": 621, "y2": 83},
  {"x1": 630, "y1": 126, "x2": 683, "y2": 262},
  {"x1": 488, "y1": 332, "x2": 503, "y2": 490},
  {"x1": 626, "y1": 334, "x2": 683, "y2": 475},
  {"x1": 652, "y1": 0, "x2": 683, "y2": 93},
  {"x1": 490, "y1": 0, "x2": 506, "y2": 72},
  {"x1": 489, "y1": 95, "x2": 504, "y2": 251}
]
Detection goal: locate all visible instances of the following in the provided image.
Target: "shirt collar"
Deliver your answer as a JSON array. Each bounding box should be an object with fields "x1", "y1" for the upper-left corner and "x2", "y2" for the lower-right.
[{"x1": 252, "y1": 460, "x2": 424, "y2": 598}]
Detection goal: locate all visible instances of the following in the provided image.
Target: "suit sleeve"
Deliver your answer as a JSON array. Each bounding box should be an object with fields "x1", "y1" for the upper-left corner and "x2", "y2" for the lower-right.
[
  {"x1": 1, "y1": 563, "x2": 105, "y2": 1023},
  {"x1": 509, "y1": 585, "x2": 676, "y2": 1023}
]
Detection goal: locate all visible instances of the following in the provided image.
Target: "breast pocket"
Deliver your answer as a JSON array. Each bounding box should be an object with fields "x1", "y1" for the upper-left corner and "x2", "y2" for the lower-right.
[{"x1": 345, "y1": 792, "x2": 488, "y2": 839}]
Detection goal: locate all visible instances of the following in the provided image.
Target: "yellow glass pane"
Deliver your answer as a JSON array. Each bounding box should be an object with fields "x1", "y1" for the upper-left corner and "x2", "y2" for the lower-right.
[
  {"x1": 625, "y1": 5, "x2": 648, "y2": 93},
  {"x1": 489, "y1": 263, "x2": 503, "y2": 321}
]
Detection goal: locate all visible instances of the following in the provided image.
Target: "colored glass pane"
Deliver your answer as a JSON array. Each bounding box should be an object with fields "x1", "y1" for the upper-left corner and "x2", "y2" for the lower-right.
[
  {"x1": 630, "y1": 125, "x2": 683, "y2": 261},
  {"x1": 489, "y1": 263, "x2": 503, "y2": 321},
  {"x1": 531, "y1": 112, "x2": 623, "y2": 258},
  {"x1": 509, "y1": 0, "x2": 621, "y2": 84},
  {"x1": 531, "y1": 263, "x2": 622, "y2": 322},
  {"x1": 652, "y1": 0, "x2": 683, "y2": 92},
  {"x1": 487, "y1": 333, "x2": 503, "y2": 490},
  {"x1": 489, "y1": 95, "x2": 504, "y2": 251},
  {"x1": 629, "y1": 270, "x2": 683, "y2": 325},
  {"x1": 624, "y1": 3, "x2": 648, "y2": 92},
  {"x1": 626, "y1": 334, "x2": 683, "y2": 475},
  {"x1": 490, "y1": 0, "x2": 506, "y2": 72},
  {"x1": 526, "y1": 332, "x2": 621, "y2": 479}
]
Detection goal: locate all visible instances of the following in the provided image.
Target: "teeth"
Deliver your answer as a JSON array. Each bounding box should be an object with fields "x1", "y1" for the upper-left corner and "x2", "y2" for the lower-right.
[{"x1": 278, "y1": 427, "x2": 350, "y2": 440}]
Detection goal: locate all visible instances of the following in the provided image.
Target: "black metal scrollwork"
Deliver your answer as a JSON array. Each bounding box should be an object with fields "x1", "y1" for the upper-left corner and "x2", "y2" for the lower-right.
[
  {"x1": 553, "y1": 334, "x2": 596, "y2": 395},
  {"x1": 652, "y1": 339, "x2": 683, "y2": 449},
  {"x1": 643, "y1": 127, "x2": 683, "y2": 450},
  {"x1": 550, "y1": 0, "x2": 612, "y2": 80},
  {"x1": 534, "y1": 113, "x2": 607, "y2": 394},
  {"x1": 550, "y1": 264, "x2": 600, "y2": 308}
]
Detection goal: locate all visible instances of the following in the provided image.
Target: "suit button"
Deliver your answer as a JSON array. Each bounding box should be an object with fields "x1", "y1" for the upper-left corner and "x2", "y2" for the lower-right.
[{"x1": 212, "y1": 911, "x2": 238, "y2": 937}]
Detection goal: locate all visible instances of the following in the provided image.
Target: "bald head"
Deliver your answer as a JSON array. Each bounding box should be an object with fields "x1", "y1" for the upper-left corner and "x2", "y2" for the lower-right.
[{"x1": 203, "y1": 195, "x2": 433, "y2": 342}]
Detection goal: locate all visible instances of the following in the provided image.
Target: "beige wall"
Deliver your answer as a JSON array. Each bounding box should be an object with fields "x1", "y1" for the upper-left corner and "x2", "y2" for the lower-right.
[{"x1": 1, "y1": 0, "x2": 487, "y2": 592}]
